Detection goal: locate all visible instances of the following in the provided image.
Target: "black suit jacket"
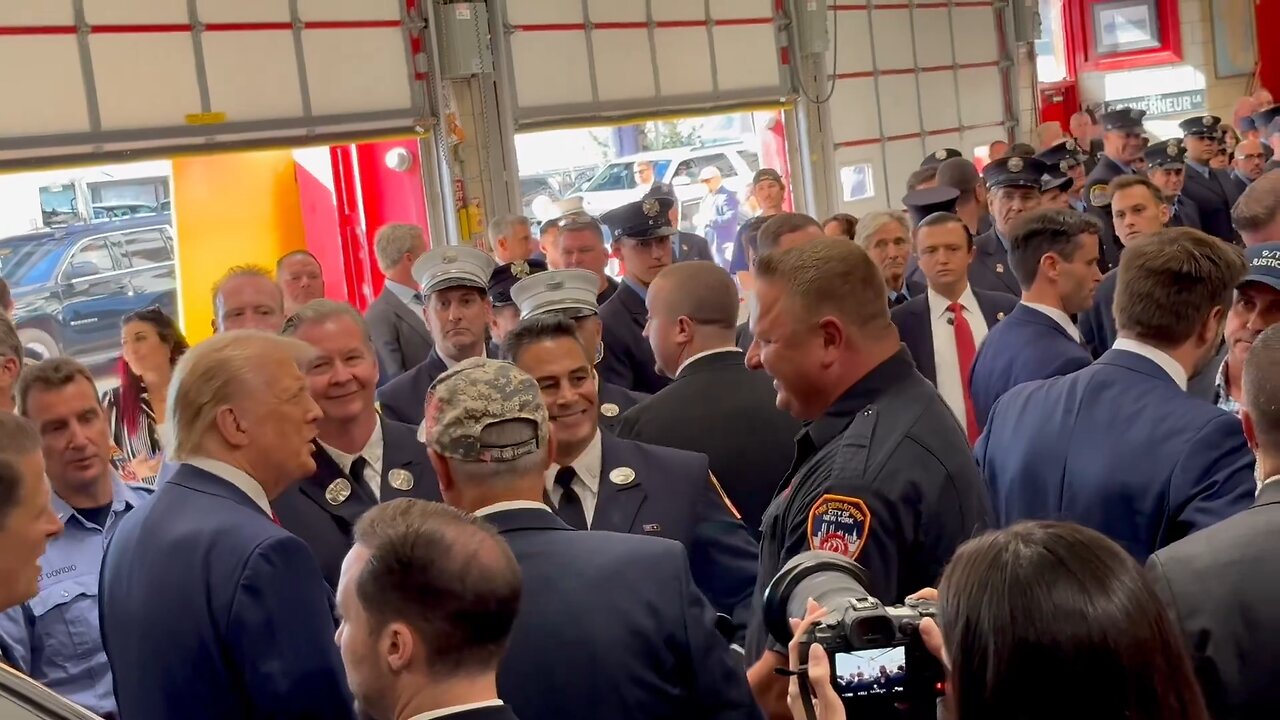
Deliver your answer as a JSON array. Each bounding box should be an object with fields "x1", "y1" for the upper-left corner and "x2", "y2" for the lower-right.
[
  {"x1": 485, "y1": 508, "x2": 761, "y2": 720},
  {"x1": 431, "y1": 706, "x2": 519, "y2": 720},
  {"x1": 599, "y1": 281, "x2": 671, "y2": 394},
  {"x1": 969, "y1": 230, "x2": 1021, "y2": 297},
  {"x1": 377, "y1": 343, "x2": 500, "y2": 426},
  {"x1": 364, "y1": 288, "x2": 433, "y2": 380},
  {"x1": 272, "y1": 420, "x2": 442, "y2": 589},
  {"x1": 616, "y1": 351, "x2": 801, "y2": 535},
  {"x1": 1181, "y1": 164, "x2": 1244, "y2": 244},
  {"x1": 675, "y1": 231, "x2": 714, "y2": 263},
  {"x1": 1078, "y1": 268, "x2": 1119, "y2": 359},
  {"x1": 1084, "y1": 154, "x2": 1132, "y2": 272},
  {"x1": 597, "y1": 276, "x2": 620, "y2": 306},
  {"x1": 1146, "y1": 481, "x2": 1280, "y2": 720},
  {"x1": 890, "y1": 289, "x2": 1019, "y2": 384},
  {"x1": 1169, "y1": 194, "x2": 1203, "y2": 231},
  {"x1": 598, "y1": 381, "x2": 645, "y2": 435}
]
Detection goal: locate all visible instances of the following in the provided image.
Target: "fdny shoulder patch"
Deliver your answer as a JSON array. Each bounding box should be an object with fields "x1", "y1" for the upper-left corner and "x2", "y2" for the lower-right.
[
  {"x1": 1089, "y1": 184, "x2": 1110, "y2": 207},
  {"x1": 807, "y1": 495, "x2": 871, "y2": 561}
]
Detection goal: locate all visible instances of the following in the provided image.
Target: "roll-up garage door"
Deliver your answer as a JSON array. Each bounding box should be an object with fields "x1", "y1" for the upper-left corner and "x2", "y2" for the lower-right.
[
  {"x1": 0, "y1": 0, "x2": 428, "y2": 168},
  {"x1": 493, "y1": 0, "x2": 793, "y2": 130},
  {"x1": 828, "y1": 1, "x2": 1013, "y2": 215}
]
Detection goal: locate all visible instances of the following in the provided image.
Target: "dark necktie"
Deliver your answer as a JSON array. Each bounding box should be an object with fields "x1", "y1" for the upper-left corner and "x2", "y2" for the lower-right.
[
  {"x1": 948, "y1": 302, "x2": 981, "y2": 445},
  {"x1": 349, "y1": 455, "x2": 368, "y2": 484},
  {"x1": 553, "y1": 466, "x2": 588, "y2": 530}
]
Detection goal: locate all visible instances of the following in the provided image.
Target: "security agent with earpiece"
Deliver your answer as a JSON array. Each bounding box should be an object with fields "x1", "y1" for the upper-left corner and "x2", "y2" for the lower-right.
[{"x1": 510, "y1": 268, "x2": 647, "y2": 435}]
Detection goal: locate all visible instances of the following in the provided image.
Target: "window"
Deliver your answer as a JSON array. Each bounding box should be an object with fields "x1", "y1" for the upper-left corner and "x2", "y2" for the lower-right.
[
  {"x1": 840, "y1": 164, "x2": 876, "y2": 202},
  {"x1": 1035, "y1": 0, "x2": 1069, "y2": 82},
  {"x1": 118, "y1": 228, "x2": 173, "y2": 268},
  {"x1": 740, "y1": 149, "x2": 761, "y2": 173},
  {"x1": 61, "y1": 239, "x2": 115, "y2": 281},
  {"x1": 1070, "y1": 0, "x2": 1181, "y2": 72},
  {"x1": 1093, "y1": 0, "x2": 1160, "y2": 53}
]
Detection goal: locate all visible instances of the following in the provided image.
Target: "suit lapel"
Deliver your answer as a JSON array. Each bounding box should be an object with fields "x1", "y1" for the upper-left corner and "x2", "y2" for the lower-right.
[
  {"x1": 901, "y1": 300, "x2": 936, "y2": 385},
  {"x1": 378, "y1": 421, "x2": 433, "y2": 501},
  {"x1": 384, "y1": 291, "x2": 432, "y2": 343},
  {"x1": 296, "y1": 442, "x2": 376, "y2": 527},
  {"x1": 593, "y1": 433, "x2": 646, "y2": 533}
]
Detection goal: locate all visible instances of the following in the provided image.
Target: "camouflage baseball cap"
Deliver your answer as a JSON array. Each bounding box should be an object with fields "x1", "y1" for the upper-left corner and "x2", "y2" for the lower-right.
[{"x1": 420, "y1": 357, "x2": 549, "y2": 462}]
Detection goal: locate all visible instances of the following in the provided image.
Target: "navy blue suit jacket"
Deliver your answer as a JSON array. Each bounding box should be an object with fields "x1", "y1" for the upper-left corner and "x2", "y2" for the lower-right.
[
  {"x1": 970, "y1": 303, "x2": 1092, "y2": 427},
  {"x1": 99, "y1": 465, "x2": 354, "y2": 720},
  {"x1": 1078, "y1": 269, "x2": 1119, "y2": 359},
  {"x1": 272, "y1": 420, "x2": 442, "y2": 589},
  {"x1": 890, "y1": 289, "x2": 1019, "y2": 385},
  {"x1": 968, "y1": 230, "x2": 1021, "y2": 297},
  {"x1": 377, "y1": 343, "x2": 500, "y2": 426},
  {"x1": 589, "y1": 432, "x2": 758, "y2": 639},
  {"x1": 977, "y1": 348, "x2": 1255, "y2": 561},
  {"x1": 599, "y1": 281, "x2": 671, "y2": 394},
  {"x1": 485, "y1": 508, "x2": 761, "y2": 720}
]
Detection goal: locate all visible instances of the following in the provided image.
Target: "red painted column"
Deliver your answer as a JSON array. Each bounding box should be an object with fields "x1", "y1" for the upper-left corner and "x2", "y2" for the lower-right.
[
  {"x1": 1258, "y1": 0, "x2": 1280, "y2": 94},
  {"x1": 353, "y1": 140, "x2": 432, "y2": 297}
]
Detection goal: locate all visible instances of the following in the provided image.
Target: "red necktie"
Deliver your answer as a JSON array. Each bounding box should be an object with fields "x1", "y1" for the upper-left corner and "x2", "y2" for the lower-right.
[
  {"x1": 948, "y1": 302, "x2": 981, "y2": 445},
  {"x1": 270, "y1": 512, "x2": 281, "y2": 526}
]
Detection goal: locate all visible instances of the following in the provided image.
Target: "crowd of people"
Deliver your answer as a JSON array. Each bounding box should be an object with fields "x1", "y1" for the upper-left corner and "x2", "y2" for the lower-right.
[{"x1": 0, "y1": 93, "x2": 1279, "y2": 720}]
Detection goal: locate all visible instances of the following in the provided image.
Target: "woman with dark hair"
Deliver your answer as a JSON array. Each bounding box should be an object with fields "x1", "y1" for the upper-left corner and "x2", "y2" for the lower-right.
[
  {"x1": 822, "y1": 213, "x2": 858, "y2": 239},
  {"x1": 102, "y1": 306, "x2": 188, "y2": 485},
  {"x1": 787, "y1": 521, "x2": 1209, "y2": 720}
]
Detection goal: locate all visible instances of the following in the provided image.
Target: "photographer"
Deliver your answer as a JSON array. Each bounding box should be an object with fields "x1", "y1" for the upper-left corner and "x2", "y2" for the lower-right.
[{"x1": 785, "y1": 522, "x2": 1208, "y2": 720}]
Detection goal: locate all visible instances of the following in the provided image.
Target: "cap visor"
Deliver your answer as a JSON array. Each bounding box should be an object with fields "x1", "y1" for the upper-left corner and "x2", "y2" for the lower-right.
[
  {"x1": 1240, "y1": 275, "x2": 1280, "y2": 292},
  {"x1": 619, "y1": 227, "x2": 679, "y2": 242}
]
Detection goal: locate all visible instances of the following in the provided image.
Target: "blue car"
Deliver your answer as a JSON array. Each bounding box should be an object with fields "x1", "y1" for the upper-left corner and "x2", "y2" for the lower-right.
[{"x1": 0, "y1": 215, "x2": 178, "y2": 364}]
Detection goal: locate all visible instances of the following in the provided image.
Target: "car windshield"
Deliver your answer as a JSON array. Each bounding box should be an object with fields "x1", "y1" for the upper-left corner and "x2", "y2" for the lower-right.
[
  {"x1": 0, "y1": 237, "x2": 64, "y2": 287},
  {"x1": 581, "y1": 159, "x2": 672, "y2": 192}
]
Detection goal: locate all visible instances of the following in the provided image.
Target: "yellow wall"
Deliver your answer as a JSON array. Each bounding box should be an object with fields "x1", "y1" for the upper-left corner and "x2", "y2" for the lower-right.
[{"x1": 172, "y1": 150, "x2": 306, "y2": 342}]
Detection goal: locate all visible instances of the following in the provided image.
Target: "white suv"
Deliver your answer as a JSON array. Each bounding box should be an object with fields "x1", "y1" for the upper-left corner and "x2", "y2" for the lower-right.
[{"x1": 570, "y1": 142, "x2": 760, "y2": 225}]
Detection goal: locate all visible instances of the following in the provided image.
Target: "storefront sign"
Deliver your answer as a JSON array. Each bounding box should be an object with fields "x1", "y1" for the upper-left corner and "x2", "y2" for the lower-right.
[{"x1": 1103, "y1": 90, "x2": 1206, "y2": 118}]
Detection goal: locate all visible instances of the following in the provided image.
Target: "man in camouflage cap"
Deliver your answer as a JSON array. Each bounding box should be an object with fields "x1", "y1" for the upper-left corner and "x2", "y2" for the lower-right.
[{"x1": 422, "y1": 357, "x2": 548, "y2": 464}]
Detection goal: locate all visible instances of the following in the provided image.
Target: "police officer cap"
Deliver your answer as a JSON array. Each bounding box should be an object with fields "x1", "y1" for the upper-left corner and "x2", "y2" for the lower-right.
[
  {"x1": 538, "y1": 196, "x2": 596, "y2": 235},
  {"x1": 1251, "y1": 105, "x2": 1280, "y2": 134},
  {"x1": 982, "y1": 155, "x2": 1050, "y2": 191},
  {"x1": 510, "y1": 268, "x2": 600, "y2": 320},
  {"x1": 413, "y1": 246, "x2": 497, "y2": 297},
  {"x1": 1143, "y1": 139, "x2": 1186, "y2": 169},
  {"x1": 1035, "y1": 139, "x2": 1087, "y2": 174},
  {"x1": 1179, "y1": 114, "x2": 1221, "y2": 138},
  {"x1": 901, "y1": 186, "x2": 960, "y2": 227},
  {"x1": 422, "y1": 358, "x2": 548, "y2": 462},
  {"x1": 1240, "y1": 242, "x2": 1280, "y2": 293},
  {"x1": 600, "y1": 197, "x2": 677, "y2": 243},
  {"x1": 920, "y1": 148, "x2": 963, "y2": 167},
  {"x1": 488, "y1": 258, "x2": 547, "y2": 307},
  {"x1": 1099, "y1": 107, "x2": 1147, "y2": 131}
]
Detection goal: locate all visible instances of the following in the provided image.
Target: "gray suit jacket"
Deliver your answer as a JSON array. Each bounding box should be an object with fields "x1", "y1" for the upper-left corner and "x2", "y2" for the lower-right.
[{"x1": 365, "y1": 288, "x2": 433, "y2": 380}]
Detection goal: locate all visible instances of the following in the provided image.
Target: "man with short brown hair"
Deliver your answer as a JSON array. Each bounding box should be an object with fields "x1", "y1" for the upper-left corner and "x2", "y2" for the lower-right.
[
  {"x1": 979, "y1": 228, "x2": 1254, "y2": 562},
  {"x1": 1232, "y1": 172, "x2": 1280, "y2": 247},
  {"x1": 743, "y1": 238, "x2": 991, "y2": 715}
]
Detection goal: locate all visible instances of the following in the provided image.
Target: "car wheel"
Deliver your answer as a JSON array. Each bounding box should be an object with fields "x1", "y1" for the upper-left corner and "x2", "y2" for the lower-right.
[{"x1": 18, "y1": 328, "x2": 60, "y2": 361}]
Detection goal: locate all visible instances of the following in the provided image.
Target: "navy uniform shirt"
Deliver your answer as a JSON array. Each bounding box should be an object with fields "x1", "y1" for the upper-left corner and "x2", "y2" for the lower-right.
[
  {"x1": 746, "y1": 350, "x2": 992, "y2": 660},
  {"x1": 1084, "y1": 155, "x2": 1133, "y2": 272},
  {"x1": 0, "y1": 474, "x2": 152, "y2": 717}
]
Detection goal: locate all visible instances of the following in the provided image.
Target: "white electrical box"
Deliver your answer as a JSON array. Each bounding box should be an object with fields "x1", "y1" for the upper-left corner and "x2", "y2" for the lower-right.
[{"x1": 437, "y1": 2, "x2": 494, "y2": 79}]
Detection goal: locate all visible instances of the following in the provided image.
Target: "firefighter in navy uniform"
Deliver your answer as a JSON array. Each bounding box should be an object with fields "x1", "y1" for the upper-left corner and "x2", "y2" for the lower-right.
[
  {"x1": 1178, "y1": 114, "x2": 1244, "y2": 244},
  {"x1": 742, "y1": 237, "x2": 992, "y2": 715},
  {"x1": 1084, "y1": 107, "x2": 1149, "y2": 272},
  {"x1": 1144, "y1": 139, "x2": 1203, "y2": 231},
  {"x1": 1036, "y1": 139, "x2": 1090, "y2": 213}
]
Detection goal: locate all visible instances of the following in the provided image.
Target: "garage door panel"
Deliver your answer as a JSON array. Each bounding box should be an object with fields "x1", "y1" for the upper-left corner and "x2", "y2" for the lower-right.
[
  {"x1": 962, "y1": 127, "x2": 1005, "y2": 155},
  {"x1": 199, "y1": 0, "x2": 290, "y2": 23},
  {"x1": 834, "y1": 10, "x2": 873, "y2": 75},
  {"x1": 303, "y1": 28, "x2": 411, "y2": 115},
  {"x1": 0, "y1": 5, "x2": 74, "y2": 24},
  {"x1": 830, "y1": 77, "x2": 881, "y2": 146},
  {"x1": 93, "y1": 34, "x2": 202, "y2": 131},
  {"x1": 924, "y1": 132, "x2": 964, "y2": 157},
  {"x1": 594, "y1": 30, "x2": 656, "y2": 101},
  {"x1": 0, "y1": 37, "x2": 88, "y2": 137},
  {"x1": 879, "y1": 75, "x2": 922, "y2": 137},
  {"x1": 958, "y1": 66, "x2": 1004, "y2": 126},
  {"x1": 710, "y1": 0, "x2": 774, "y2": 20},
  {"x1": 714, "y1": 24, "x2": 781, "y2": 92},
  {"x1": 952, "y1": 7, "x2": 999, "y2": 65},
  {"x1": 885, "y1": 139, "x2": 926, "y2": 206},
  {"x1": 918, "y1": 72, "x2": 961, "y2": 132},
  {"x1": 913, "y1": 9, "x2": 954, "y2": 68},
  {"x1": 870, "y1": 9, "x2": 914, "y2": 71},
  {"x1": 510, "y1": 31, "x2": 592, "y2": 108},
  {"x1": 298, "y1": 0, "x2": 401, "y2": 22},
  {"x1": 84, "y1": 0, "x2": 187, "y2": 24},
  {"x1": 506, "y1": 0, "x2": 582, "y2": 25},
  {"x1": 588, "y1": 0, "x2": 645, "y2": 24},
  {"x1": 655, "y1": 28, "x2": 713, "y2": 96},
  {"x1": 652, "y1": 0, "x2": 706, "y2": 22},
  {"x1": 203, "y1": 32, "x2": 303, "y2": 122}
]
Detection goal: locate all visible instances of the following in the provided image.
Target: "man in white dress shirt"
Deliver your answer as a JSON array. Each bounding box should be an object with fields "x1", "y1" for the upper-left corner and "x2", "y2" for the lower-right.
[
  {"x1": 891, "y1": 213, "x2": 1018, "y2": 444},
  {"x1": 365, "y1": 223, "x2": 433, "y2": 379}
]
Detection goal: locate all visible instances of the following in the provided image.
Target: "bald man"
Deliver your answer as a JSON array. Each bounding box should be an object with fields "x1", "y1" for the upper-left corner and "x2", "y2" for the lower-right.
[{"x1": 619, "y1": 261, "x2": 800, "y2": 535}]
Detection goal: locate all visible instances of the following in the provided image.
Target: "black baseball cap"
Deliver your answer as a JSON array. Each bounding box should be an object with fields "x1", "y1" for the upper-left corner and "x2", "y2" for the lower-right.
[{"x1": 752, "y1": 168, "x2": 784, "y2": 187}]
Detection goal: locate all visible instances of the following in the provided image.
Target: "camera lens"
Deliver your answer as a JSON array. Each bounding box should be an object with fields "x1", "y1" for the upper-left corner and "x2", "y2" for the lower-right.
[{"x1": 762, "y1": 550, "x2": 874, "y2": 646}]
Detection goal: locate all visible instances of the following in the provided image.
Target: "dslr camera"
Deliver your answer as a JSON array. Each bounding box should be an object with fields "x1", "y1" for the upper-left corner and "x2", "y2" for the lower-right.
[{"x1": 763, "y1": 551, "x2": 944, "y2": 720}]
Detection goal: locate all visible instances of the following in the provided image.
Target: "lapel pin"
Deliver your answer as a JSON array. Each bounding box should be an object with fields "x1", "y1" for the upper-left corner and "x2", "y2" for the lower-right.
[
  {"x1": 642, "y1": 523, "x2": 661, "y2": 532},
  {"x1": 600, "y1": 403, "x2": 620, "y2": 417},
  {"x1": 609, "y1": 467, "x2": 636, "y2": 485},
  {"x1": 325, "y1": 478, "x2": 352, "y2": 506},
  {"x1": 995, "y1": 263, "x2": 1005, "y2": 273},
  {"x1": 387, "y1": 469, "x2": 414, "y2": 491},
  {"x1": 996, "y1": 311, "x2": 1006, "y2": 320}
]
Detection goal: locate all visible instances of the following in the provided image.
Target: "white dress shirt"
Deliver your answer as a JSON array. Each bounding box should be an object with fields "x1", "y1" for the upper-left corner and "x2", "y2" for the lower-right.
[
  {"x1": 475, "y1": 500, "x2": 554, "y2": 517},
  {"x1": 544, "y1": 429, "x2": 603, "y2": 526},
  {"x1": 674, "y1": 346, "x2": 743, "y2": 377},
  {"x1": 183, "y1": 457, "x2": 273, "y2": 517},
  {"x1": 1022, "y1": 301, "x2": 1082, "y2": 343},
  {"x1": 319, "y1": 417, "x2": 385, "y2": 501},
  {"x1": 928, "y1": 286, "x2": 990, "y2": 427},
  {"x1": 1111, "y1": 338, "x2": 1188, "y2": 390},
  {"x1": 407, "y1": 700, "x2": 505, "y2": 720}
]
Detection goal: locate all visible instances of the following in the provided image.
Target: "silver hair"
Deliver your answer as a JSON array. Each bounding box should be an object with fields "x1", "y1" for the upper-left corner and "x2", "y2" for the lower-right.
[
  {"x1": 853, "y1": 210, "x2": 911, "y2": 250},
  {"x1": 373, "y1": 223, "x2": 427, "y2": 274},
  {"x1": 281, "y1": 298, "x2": 373, "y2": 349},
  {"x1": 488, "y1": 214, "x2": 531, "y2": 245}
]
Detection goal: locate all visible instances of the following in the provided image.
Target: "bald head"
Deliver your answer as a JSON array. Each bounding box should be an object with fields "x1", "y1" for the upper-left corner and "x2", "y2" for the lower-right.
[
  {"x1": 646, "y1": 261, "x2": 741, "y2": 377},
  {"x1": 1235, "y1": 138, "x2": 1268, "y2": 182}
]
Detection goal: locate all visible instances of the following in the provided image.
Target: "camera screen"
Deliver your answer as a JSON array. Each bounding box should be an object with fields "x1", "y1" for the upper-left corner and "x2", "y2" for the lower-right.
[{"x1": 833, "y1": 647, "x2": 907, "y2": 699}]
